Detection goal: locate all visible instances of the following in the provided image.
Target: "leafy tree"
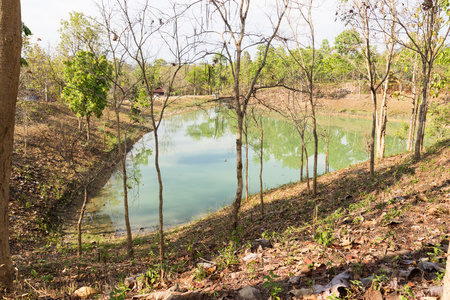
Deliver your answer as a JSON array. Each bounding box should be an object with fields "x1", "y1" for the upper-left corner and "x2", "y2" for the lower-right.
[
  {"x1": 61, "y1": 51, "x2": 112, "y2": 141},
  {"x1": 427, "y1": 101, "x2": 450, "y2": 140},
  {"x1": 186, "y1": 64, "x2": 209, "y2": 95},
  {"x1": 58, "y1": 12, "x2": 104, "y2": 57}
]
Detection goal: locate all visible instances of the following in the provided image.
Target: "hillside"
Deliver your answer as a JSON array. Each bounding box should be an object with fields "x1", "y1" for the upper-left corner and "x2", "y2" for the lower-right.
[{"x1": 4, "y1": 95, "x2": 449, "y2": 299}]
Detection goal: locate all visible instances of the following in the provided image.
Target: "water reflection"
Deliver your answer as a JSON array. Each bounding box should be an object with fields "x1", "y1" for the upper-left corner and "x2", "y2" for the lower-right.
[{"x1": 84, "y1": 108, "x2": 406, "y2": 234}]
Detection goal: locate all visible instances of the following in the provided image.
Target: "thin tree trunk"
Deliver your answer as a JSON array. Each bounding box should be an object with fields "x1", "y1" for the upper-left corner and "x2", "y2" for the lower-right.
[
  {"x1": 414, "y1": 61, "x2": 431, "y2": 159},
  {"x1": 0, "y1": 0, "x2": 21, "y2": 289},
  {"x1": 86, "y1": 115, "x2": 91, "y2": 141},
  {"x1": 115, "y1": 108, "x2": 133, "y2": 258},
  {"x1": 77, "y1": 186, "x2": 88, "y2": 257},
  {"x1": 325, "y1": 117, "x2": 330, "y2": 174},
  {"x1": 231, "y1": 111, "x2": 244, "y2": 230},
  {"x1": 369, "y1": 88, "x2": 377, "y2": 175},
  {"x1": 377, "y1": 77, "x2": 389, "y2": 159},
  {"x1": 407, "y1": 54, "x2": 419, "y2": 152},
  {"x1": 245, "y1": 124, "x2": 249, "y2": 202},
  {"x1": 259, "y1": 128, "x2": 264, "y2": 216},
  {"x1": 154, "y1": 129, "x2": 165, "y2": 277},
  {"x1": 300, "y1": 142, "x2": 304, "y2": 181},
  {"x1": 304, "y1": 144, "x2": 310, "y2": 194},
  {"x1": 309, "y1": 87, "x2": 318, "y2": 195}
]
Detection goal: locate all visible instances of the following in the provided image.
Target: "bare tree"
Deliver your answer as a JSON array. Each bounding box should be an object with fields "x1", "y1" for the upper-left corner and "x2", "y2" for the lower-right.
[
  {"x1": 108, "y1": 0, "x2": 201, "y2": 273},
  {"x1": 340, "y1": 0, "x2": 395, "y2": 175},
  {"x1": 388, "y1": 0, "x2": 450, "y2": 159},
  {"x1": 208, "y1": 0, "x2": 287, "y2": 231},
  {"x1": 283, "y1": 0, "x2": 319, "y2": 194},
  {"x1": 376, "y1": 1, "x2": 397, "y2": 159},
  {"x1": 0, "y1": 0, "x2": 21, "y2": 290}
]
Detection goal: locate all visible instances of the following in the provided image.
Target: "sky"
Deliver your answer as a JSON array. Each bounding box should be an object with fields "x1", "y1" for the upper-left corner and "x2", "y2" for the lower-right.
[
  {"x1": 21, "y1": 0, "x2": 345, "y2": 56},
  {"x1": 22, "y1": 0, "x2": 100, "y2": 47}
]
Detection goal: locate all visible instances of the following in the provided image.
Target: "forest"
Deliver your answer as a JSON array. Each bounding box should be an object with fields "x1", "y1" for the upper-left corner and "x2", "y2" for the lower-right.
[{"x1": 0, "y1": 0, "x2": 450, "y2": 299}]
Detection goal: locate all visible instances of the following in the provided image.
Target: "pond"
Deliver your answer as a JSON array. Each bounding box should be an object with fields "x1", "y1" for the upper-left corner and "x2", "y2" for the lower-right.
[{"x1": 84, "y1": 108, "x2": 408, "y2": 235}]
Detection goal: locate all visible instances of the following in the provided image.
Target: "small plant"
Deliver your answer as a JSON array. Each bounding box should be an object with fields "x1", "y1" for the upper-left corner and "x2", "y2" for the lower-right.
[
  {"x1": 142, "y1": 264, "x2": 160, "y2": 285},
  {"x1": 373, "y1": 273, "x2": 389, "y2": 291},
  {"x1": 399, "y1": 284, "x2": 415, "y2": 300},
  {"x1": 263, "y1": 271, "x2": 284, "y2": 300},
  {"x1": 352, "y1": 216, "x2": 363, "y2": 224},
  {"x1": 427, "y1": 244, "x2": 444, "y2": 262},
  {"x1": 217, "y1": 242, "x2": 239, "y2": 269},
  {"x1": 246, "y1": 261, "x2": 258, "y2": 280},
  {"x1": 382, "y1": 208, "x2": 402, "y2": 225},
  {"x1": 314, "y1": 227, "x2": 334, "y2": 247},
  {"x1": 110, "y1": 284, "x2": 129, "y2": 300},
  {"x1": 193, "y1": 265, "x2": 207, "y2": 282},
  {"x1": 434, "y1": 270, "x2": 445, "y2": 284}
]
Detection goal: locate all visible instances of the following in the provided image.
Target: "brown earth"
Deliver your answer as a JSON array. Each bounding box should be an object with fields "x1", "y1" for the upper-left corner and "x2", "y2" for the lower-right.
[{"x1": 3, "y1": 94, "x2": 449, "y2": 299}]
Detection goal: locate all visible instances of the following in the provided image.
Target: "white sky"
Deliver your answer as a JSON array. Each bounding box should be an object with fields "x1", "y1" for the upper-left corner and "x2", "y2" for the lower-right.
[
  {"x1": 21, "y1": 0, "x2": 344, "y2": 56},
  {"x1": 21, "y1": 0, "x2": 100, "y2": 47}
]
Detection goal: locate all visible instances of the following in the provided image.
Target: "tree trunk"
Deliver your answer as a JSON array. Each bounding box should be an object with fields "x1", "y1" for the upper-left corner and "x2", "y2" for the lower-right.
[
  {"x1": 115, "y1": 108, "x2": 133, "y2": 258},
  {"x1": 414, "y1": 61, "x2": 431, "y2": 159},
  {"x1": 77, "y1": 186, "x2": 88, "y2": 257},
  {"x1": 86, "y1": 115, "x2": 91, "y2": 141},
  {"x1": 245, "y1": 125, "x2": 248, "y2": 202},
  {"x1": 300, "y1": 142, "x2": 304, "y2": 182},
  {"x1": 259, "y1": 128, "x2": 264, "y2": 216},
  {"x1": 377, "y1": 78, "x2": 389, "y2": 159},
  {"x1": 407, "y1": 54, "x2": 420, "y2": 151},
  {"x1": 154, "y1": 129, "x2": 165, "y2": 275},
  {"x1": 303, "y1": 144, "x2": 311, "y2": 194},
  {"x1": 0, "y1": 0, "x2": 21, "y2": 289},
  {"x1": 231, "y1": 111, "x2": 244, "y2": 230},
  {"x1": 325, "y1": 117, "x2": 331, "y2": 174},
  {"x1": 370, "y1": 87, "x2": 377, "y2": 176}
]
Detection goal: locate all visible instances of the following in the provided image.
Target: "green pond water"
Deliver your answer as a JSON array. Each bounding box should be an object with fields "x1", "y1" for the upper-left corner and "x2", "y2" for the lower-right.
[{"x1": 84, "y1": 108, "x2": 408, "y2": 234}]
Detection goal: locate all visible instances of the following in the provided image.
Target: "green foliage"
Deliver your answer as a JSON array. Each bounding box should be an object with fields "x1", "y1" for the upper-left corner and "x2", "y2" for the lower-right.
[
  {"x1": 373, "y1": 273, "x2": 389, "y2": 290},
  {"x1": 427, "y1": 244, "x2": 444, "y2": 262},
  {"x1": 263, "y1": 270, "x2": 284, "y2": 300},
  {"x1": 217, "y1": 242, "x2": 239, "y2": 270},
  {"x1": 61, "y1": 51, "x2": 112, "y2": 121},
  {"x1": 58, "y1": 12, "x2": 104, "y2": 56},
  {"x1": 141, "y1": 264, "x2": 160, "y2": 285},
  {"x1": 193, "y1": 265, "x2": 207, "y2": 282},
  {"x1": 382, "y1": 208, "x2": 402, "y2": 226},
  {"x1": 314, "y1": 227, "x2": 335, "y2": 247},
  {"x1": 109, "y1": 285, "x2": 129, "y2": 300},
  {"x1": 399, "y1": 284, "x2": 415, "y2": 300},
  {"x1": 427, "y1": 102, "x2": 450, "y2": 140}
]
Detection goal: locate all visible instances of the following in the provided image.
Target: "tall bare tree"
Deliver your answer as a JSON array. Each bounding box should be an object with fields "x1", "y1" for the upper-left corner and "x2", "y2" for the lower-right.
[
  {"x1": 389, "y1": 0, "x2": 450, "y2": 159},
  {"x1": 108, "y1": 0, "x2": 200, "y2": 272},
  {"x1": 208, "y1": 0, "x2": 287, "y2": 231},
  {"x1": 284, "y1": 0, "x2": 319, "y2": 195},
  {"x1": 340, "y1": 0, "x2": 395, "y2": 175},
  {"x1": 0, "y1": 0, "x2": 21, "y2": 290}
]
